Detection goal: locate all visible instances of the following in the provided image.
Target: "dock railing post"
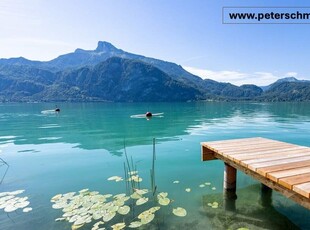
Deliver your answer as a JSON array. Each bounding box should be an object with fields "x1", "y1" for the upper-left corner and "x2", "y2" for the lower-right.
[{"x1": 223, "y1": 163, "x2": 237, "y2": 211}]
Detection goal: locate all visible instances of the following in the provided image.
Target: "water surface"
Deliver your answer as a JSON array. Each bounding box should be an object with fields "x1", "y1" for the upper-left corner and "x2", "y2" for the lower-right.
[{"x1": 0, "y1": 102, "x2": 309, "y2": 229}]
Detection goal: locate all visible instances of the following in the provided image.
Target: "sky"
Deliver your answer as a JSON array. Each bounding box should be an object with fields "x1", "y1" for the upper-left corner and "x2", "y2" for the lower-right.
[{"x1": 1, "y1": 0, "x2": 310, "y2": 86}]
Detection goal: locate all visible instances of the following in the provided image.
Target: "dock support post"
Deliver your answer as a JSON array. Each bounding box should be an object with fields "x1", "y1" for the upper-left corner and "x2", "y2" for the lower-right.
[
  {"x1": 260, "y1": 184, "x2": 272, "y2": 207},
  {"x1": 223, "y1": 163, "x2": 237, "y2": 211}
]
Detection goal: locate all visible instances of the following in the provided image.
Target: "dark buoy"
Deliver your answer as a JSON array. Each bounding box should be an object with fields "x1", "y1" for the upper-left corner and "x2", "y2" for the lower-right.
[{"x1": 145, "y1": 112, "x2": 152, "y2": 117}]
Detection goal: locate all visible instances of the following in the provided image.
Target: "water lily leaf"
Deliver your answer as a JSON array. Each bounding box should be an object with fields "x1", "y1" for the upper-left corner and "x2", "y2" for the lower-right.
[
  {"x1": 68, "y1": 215, "x2": 80, "y2": 223},
  {"x1": 211, "y1": 201, "x2": 219, "y2": 208},
  {"x1": 92, "y1": 220, "x2": 105, "y2": 230},
  {"x1": 107, "y1": 176, "x2": 123, "y2": 181},
  {"x1": 55, "y1": 217, "x2": 66, "y2": 221},
  {"x1": 63, "y1": 192, "x2": 76, "y2": 198},
  {"x1": 102, "y1": 211, "x2": 116, "y2": 222},
  {"x1": 140, "y1": 213, "x2": 155, "y2": 224},
  {"x1": 157, "y1": 192, "x2": 168, "y2": 199},
  {"x1": 9, "y1": 190, "x2": 25, "y2": 195},
  {"x1": 237, "y1": 228, "x2": 249, "y2": 230},
  {"x1": 149, "y1": 206, "x2": 160, "y2": 213},
  {"x1": 173, "y1": 181, "x2": 180, "y2": 184},
  {"x1": 113, "y1": 193, "x2": 126, "y2": 199},
  {"x1": 211, "y1": 187, "x2": 216, "y2": 190},
  {"x1": 92, "y1": 211, "x2": 102, "y2": 220},
  {"x1": 74, "y1": 217, "x2": 87, "y2": 225},
  {"x1": 135, "y1": 189, "x2": 148, "y2": 195},
  {"x1": 158, "y1": 197, "x2": 170, "y2": 206},
  {"x1": 185, "y1": 188, "x2": 191, "y2": 192},
  {"x1": 71, "y1": 223, "x2": 84, "y2": 230},
  {"x1": 79, "y1": 189, "x2": 89, "y2": 194},
  {"x1": 22, "y1": 207, "x2": 32, "y2": 212},
  {"x1": 128, "y1": 171, "x2": 138, "y2": 175},
  {"x1": 117, "y1": 205, "x2": 130, "y2": 215},
  {"x1": 172, "y1": 207, "x2": 187, "y2": 217},
  {"x1": 128, "y1": 221, "x2": 142, "y2": 228},
  {"x1": 15, "y1": 201, "x2": 30, "y2": 208},
  {"x1": 111, "y1": 222, "x2": 126, "y2": 230},
  {"x1": 136, "y1": 197, "x2": 148, "y2": 206},
  {"x1": 4, "y1": 204, "x2": 18, "y2": 212},
  {"x1": 108, "y1": 205, "x2": 118, "y2": 212},
  {"x1": 130, "y1": 192, "x2": 141, "y2": 199},
  {"x1": 205, "y1": 182, "x2": 211, "y2": 185},
  {"x1": 132, "y1": 176, "x2": 142, "y2": 182},
  {"x1": 51, "y1": 194, "x2": 62, "y2": 202},
  {"x1": 199, "y1": 184, "x2": 205, "y2": 188},
  {"x1": 0, "y1": 192, "x2": 9, "y2": 197},
  {"x1": 102, "y1": 194, "x2": 113, "y2": 198},
  {"x1": 113, "y1": 199, "x2": 124, "y2": 207}
]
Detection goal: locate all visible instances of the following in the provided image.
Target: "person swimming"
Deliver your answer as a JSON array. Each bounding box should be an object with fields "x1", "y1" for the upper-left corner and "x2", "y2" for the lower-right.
[
  {"x1": 55, "y1": 106, "x2": 60, "y2": 112},
  {"x1": 145, "y1": 112, "x2": 152, "y2": 117}
]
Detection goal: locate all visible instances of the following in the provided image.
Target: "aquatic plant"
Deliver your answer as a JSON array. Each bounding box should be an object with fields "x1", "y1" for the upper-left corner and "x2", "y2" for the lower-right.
[
  {"x1": 51, "y1": 139, "x2": 187, "y2": 229},
  {"x1": 0, "y1": 190, "x2": 32, "y2": 213}
]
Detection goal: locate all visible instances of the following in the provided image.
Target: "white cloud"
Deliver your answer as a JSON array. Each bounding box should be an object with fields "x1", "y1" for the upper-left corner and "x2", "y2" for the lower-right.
[
  {"x1": 183, "y1": 66, "x2": 283, "y2": 86},
  {"x1": 284, "y1": 72, "x2": 298, "y2": 77}
]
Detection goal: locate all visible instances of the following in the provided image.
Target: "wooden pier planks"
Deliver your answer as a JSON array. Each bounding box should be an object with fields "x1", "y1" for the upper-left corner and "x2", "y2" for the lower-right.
[{"x1": 201, "y1": 137, "x2": 310, "y2": 209}]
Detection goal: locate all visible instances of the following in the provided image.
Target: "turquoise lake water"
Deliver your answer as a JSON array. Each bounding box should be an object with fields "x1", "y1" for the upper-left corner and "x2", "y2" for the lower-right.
[{"x1": 0, "y1": 102, "x2": 310, "y2": 230}]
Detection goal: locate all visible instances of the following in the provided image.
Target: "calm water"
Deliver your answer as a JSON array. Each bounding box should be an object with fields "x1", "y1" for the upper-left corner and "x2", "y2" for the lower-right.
[{"x1": 0, "y1": 102, "x2": 309, "y2": 230}]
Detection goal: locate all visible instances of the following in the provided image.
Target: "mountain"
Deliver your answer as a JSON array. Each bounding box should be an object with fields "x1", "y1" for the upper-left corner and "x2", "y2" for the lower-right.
[
  {"x1": 0, "y1": 57, "x2": 204, "y2": 102},
  {"x1": 0, "y1": 41, "x2": 310, "y2": 102},
  {"x1": 203, "y1": 79, "x2": 263, "y2": 99},
  {"x1": 259, "y1": 81, "x2": 310, "y2": 101},
  {"x1": 260, "y1": 77, "x2": 310, "y2": 91}
]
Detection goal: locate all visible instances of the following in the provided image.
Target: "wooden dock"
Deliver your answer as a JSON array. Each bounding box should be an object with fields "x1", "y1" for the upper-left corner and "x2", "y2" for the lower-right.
[{"x1": 201, "y1": 137, "x2": 310, "y2": 209}]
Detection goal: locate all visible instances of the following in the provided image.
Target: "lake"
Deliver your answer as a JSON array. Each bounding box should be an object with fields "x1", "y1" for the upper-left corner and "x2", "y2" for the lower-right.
[{"x1": 0, "y1": 102, "x2": 309, "y2": 230}]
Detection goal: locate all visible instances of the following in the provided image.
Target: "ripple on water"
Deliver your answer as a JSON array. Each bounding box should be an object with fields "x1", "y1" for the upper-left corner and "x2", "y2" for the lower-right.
[{"x1": 38, "y1": 124, "x2": 61, "y2": 129}]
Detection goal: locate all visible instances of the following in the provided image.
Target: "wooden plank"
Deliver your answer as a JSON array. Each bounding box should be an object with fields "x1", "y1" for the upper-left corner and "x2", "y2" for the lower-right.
[
  {"x1": 201, "y1": 146, "x2": 217, "y2": 161},
  {"x1": 215, "y1": 142, "x2": 296, "y2": 153},
  {"x1": 293, "y1": 182, "x2": 310, "y2": 198},
  {"x1": 257, "y1": 160, "x2": 310, "y2": 177},
  {"x1": 248, "y1": 155, "x2": 310, "y2": 171},
  {"x1": 267, "y1": 166, "x2": 310, "y2": 182},
  {"x1": 242, "y1": 151, "x2": 310, "y2": 168},
  {"x1": 202, "y1": 147, "x2": 310, "y2": 209},
  {"x1": 233, "y1": 147, "x2": 310, "y2": 162},
  {"x1": 201, "y1": 137, "x2": 310, "y2": 209},
  {"x1": 230, "y1": 146, "x2": 305, "y2": 159},
  {"x1": 247, "y1": 155, "x2": 310, "y2": 171},
  {"x1": 202, "y1": 137, "x2": 264, "y2": 146},
  {"x1": 202, "y1": 143, "x2": 296, "y2": 160},
  {"x1": 202, "y1": 139, "x2": 275, "y2": 152},
  {"x1": 279, "y1": 173, "x2": 310, "y2": 189}
]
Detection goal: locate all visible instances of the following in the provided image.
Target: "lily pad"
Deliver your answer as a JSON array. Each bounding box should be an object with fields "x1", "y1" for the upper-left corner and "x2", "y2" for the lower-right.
[
  {"x1": 135, "y1": 189, "x2": 148, "y2": 195},
  {"x1": 158, "y1": 197, "x2": 170, "y2": 206},
  {"x1": 173, "y1": 181, "x2": 180, "y2": 184},
  {"x1": 185, "y1": 188, "x2": 191, "y2": 192},
  {"x1": 102, "y1": 211, "x2": 116, "y2": 222},
  {"x1": 172, "y1": 207, "x2": 187, "y2": 217},
  {"x1": 141, "y1": 213, "x2": 155, "y2": 224},
  {"x1": 117, "y1": 205, "x2": 130, "y2": 215},
  {"x1": 4, "y1": 205, "x2": 18, "y2": 212},
  {"x1": 22, "y1": 207, "x2": 32, "y2": 212},
  {"x1": 111, "y1": 222, "x2": 126, "y2": 230},
  {"x1": 107, "y1": 176, "x2": 123, "y2": 182},
  {"x1": 130, "y1": 192, "x2": 142, "y2": 200},
  {"x1": 128, "y1": 221, "x2": 143, "y2": 228},
  {"x1": 136, "y1": 197, "x2": 148, "y2": 206}
]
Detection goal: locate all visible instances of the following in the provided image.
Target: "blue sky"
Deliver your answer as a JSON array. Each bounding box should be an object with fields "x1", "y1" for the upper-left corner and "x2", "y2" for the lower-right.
[{"x1": 0, "y1": 0, "x2": 310, "y2": 85}]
